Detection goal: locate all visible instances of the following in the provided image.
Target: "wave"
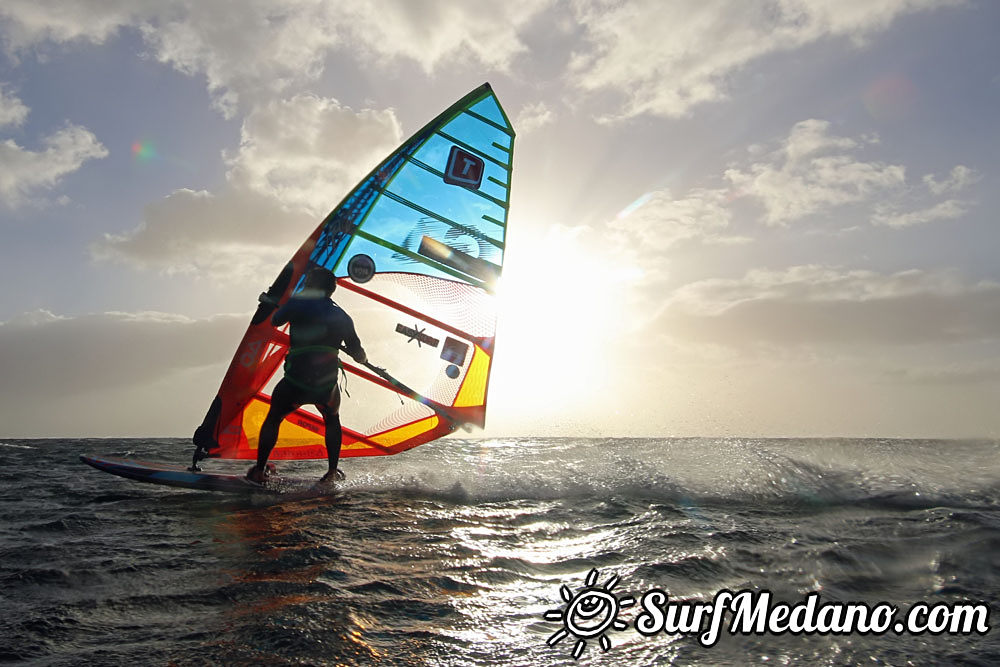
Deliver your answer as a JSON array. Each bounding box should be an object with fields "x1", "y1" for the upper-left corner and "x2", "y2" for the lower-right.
[
  {"x1": 58, "y1": 436, "x2": 1000, "y2": 510},
  {"x1": 330, "y1": 437, "x2": 1000, "y2": 510}
]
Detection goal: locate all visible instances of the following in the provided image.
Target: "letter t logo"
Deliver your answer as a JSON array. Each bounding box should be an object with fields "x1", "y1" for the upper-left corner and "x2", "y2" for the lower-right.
[{"x1": 444, "y1": 145, "x2": 484, "y2": 190}]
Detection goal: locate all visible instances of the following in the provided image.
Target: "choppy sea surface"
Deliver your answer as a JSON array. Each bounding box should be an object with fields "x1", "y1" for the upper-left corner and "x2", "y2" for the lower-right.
[{"x1": 2, "y1": 437, "x2": 999, "y2": 666}]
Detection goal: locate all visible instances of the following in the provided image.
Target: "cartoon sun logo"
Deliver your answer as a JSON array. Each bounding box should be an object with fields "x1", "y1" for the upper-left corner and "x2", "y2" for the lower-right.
[{"x1": 543, "y1": 568, "x2": 635, "y2": 659}]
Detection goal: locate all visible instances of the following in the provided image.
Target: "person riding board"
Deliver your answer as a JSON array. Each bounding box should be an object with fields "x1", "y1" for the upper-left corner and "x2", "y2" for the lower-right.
[{"x1": 247, "y1": 267, "x2": 367, "y2": 484}]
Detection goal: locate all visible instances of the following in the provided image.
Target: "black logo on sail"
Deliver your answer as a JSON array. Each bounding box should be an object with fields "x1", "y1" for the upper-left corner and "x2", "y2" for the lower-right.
[{"x1": 443, "y1": 146, "x2": 484, "y2": 190}]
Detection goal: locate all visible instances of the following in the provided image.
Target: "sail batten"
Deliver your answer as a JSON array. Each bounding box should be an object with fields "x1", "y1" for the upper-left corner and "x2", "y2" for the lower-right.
[
  {"x1": 192, "y1": 83, "x2": 513, "y2": 462},
  {"x1": 351, "y1": 228, "x2": 490, "y2": 289},
  {"x1": 337, "y1": 280, "x2": 490, "y2": 345},
  {"x1": 399, "y1": 155, "x2": 509, "y2": 209},
  {"x1": 462, "y1": 108, "x2": 514, "y2": 135},
  {"x1": 374, "y1": 187, "x2": 506, "y2": 248},
  {"x1": 435, "y1": 129, "x2": 512, "y2": 169}
]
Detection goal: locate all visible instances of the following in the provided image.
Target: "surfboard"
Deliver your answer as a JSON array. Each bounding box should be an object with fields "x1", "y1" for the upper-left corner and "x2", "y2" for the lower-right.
[{"x1": 79, "y1": 455, "x2": 328, "y2": 495}]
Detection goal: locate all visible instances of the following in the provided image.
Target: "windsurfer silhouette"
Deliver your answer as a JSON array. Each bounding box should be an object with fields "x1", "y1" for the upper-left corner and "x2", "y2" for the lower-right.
[{"x1": 247, "y1": 267, "x2": 367, "y2": 485}]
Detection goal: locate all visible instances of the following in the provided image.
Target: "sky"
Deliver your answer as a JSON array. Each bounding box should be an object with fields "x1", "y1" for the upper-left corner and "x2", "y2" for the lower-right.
[{"x1": 1, "y1": 0, "x2": 999, "y2": 439}]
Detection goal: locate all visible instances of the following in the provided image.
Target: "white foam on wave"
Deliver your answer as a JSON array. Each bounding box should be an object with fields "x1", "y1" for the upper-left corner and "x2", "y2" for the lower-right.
[{"x1": 337, "y1": 437, "x2": 1000, "y2": 507}]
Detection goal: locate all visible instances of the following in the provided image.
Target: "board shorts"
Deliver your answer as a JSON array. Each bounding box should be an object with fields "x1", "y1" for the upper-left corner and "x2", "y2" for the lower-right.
[
  {"x1": 279, "y1": 346, "x2": 341, "y2": 406},
  {"x1": 269, "y1": 377, "x2": 338, "y2": 415}
]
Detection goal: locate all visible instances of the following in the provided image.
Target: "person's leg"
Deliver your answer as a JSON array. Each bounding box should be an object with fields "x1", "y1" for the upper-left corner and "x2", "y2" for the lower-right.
[
  {"x1": 249, "y1": 379, "x2": 298, "y2": 480},
  {"x1": 317, "y1": 385, "x2": 343, "y2": 481}
]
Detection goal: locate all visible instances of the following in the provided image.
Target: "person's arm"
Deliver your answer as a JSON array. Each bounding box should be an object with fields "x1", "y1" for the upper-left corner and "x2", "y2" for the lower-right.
[
  {"x1": 251, "y1": 262, "x2": 294, "y2": 326},
  {"x1": 271, "y1": 301, "x2": 293, "y2": 328},
  {"x1": 343, "y1": 320, "x2": 367, "y2": 365}
]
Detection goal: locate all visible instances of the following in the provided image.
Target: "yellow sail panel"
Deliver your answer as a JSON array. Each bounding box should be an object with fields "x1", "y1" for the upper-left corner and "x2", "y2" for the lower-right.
[
  {"x1": 342, "y1": 439, "x2": 375, "y2": 453},
  {"x1": 371, "y1": 416, "x2": 440, "y2": 448},
  {"x1": 241, "y1": 397, "x2": 272, "y2": 450},
  {"x1": 454, "y1": 345, "x2": 491, "y2": 408},
  {"x1": 243, "y1": 397, "x2": 321, "y2": 444}
]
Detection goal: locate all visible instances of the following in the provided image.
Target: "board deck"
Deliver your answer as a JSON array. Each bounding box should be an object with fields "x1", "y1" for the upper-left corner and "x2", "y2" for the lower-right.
[{"x1": 79, "y1": 455, "x2": 331, "y2": 495}]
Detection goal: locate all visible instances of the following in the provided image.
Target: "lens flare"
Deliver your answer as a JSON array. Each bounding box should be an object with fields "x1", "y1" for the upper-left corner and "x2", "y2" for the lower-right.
[
  {"x1": 615, "y1": 191, "x2": 654, "y2": 220},
  {"x1": 131, "y1": 140, "x2": 157, "y2": 162},
  {"x1": 862, "y1": 74, "x2": 919, "y2": 121}
]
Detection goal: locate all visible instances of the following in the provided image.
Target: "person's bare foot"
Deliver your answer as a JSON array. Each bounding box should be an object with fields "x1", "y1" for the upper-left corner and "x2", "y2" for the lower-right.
[
  {"x1": 246, "y1": 463, "x2": 275, "y2": 484},
  {"x1": 319, "y1": 468, "x2": 345, "y2": 484}
]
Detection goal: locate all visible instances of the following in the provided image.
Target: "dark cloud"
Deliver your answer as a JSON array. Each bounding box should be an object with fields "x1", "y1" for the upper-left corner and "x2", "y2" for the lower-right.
[
  {"x1": 0, "y1": 310, "x2": 245, "y2": 398},
  {"x1": 659, "y1": 268, "x2": 1000, "y2": 349}
]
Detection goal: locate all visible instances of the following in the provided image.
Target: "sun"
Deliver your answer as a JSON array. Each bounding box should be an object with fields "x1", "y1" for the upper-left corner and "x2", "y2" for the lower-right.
[{"x1": 487, "y1": 225, "x2": 637, "y2": 424}]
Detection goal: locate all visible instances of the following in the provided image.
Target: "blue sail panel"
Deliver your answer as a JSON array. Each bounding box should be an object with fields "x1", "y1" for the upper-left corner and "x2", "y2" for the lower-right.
[{"x1": 468, "y1": 94, "x2": 513, "y2": 129}]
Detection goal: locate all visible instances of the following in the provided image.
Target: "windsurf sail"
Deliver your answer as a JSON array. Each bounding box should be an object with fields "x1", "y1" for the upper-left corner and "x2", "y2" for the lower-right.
[{"x1": 192, "y1": 83, "x2": 514, "y2": 463}]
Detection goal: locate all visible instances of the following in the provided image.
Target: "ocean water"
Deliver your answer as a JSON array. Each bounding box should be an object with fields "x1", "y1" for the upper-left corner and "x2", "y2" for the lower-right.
[{"x1": 1, "y1": 437, "x2": 999, "y2": 666}]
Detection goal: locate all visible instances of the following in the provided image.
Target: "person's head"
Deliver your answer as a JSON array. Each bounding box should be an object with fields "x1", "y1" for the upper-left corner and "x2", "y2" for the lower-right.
[{"x1": 303, "y1": 267, "x2": 336, "y2": 296}]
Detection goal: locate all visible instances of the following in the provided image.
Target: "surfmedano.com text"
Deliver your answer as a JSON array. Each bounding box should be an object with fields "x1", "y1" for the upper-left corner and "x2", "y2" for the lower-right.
[{"x1": 635, "y1": 589, "x2": 990, "y2": 646}]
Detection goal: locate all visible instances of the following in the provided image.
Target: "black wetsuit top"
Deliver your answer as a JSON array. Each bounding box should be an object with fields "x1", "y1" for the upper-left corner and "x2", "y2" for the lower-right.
[{"x1": 272, "y1": 296, "x2": 364, "y2": 393}]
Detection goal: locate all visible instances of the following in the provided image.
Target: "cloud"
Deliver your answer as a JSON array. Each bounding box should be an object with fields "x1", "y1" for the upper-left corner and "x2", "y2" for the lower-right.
[
  {"x1": 1, "y1": 1, "x2": 546, "y2": 116},
  {"x1": 872, "y1": 198, "x2": 967, "y2": 228},
  {"x1": 659, "y1": 266, "x2": 1000, "y2": 349},
  {"x1": 515, "y1": 101, "x2": 555, "y2": 134},
  {"x1": 225, "y1": 93, "x2": 402, "y2": 212},
  {"x1": 92, "y1": 187, "x2": 311, "y2": 280},
  {"x1": 601, "y1": 117, "x2": 973, "y2": 294},
  {"x1": 922, "y1": 165, "x2": 979, "y2": 196},
  {"x1": 332, "y1": 1, "x2": 543, "y2": 72},
  {"x1": 0, "y1": 85, "x2": 28, "y2": 128},
  {"x1": 601, "y1": 120, "x2": 975, "y2": 270},
  {"x1": 609, "y1": 187, "x2": 745, "y2": 254},
  {"x1": 138, "y1": 1, "x2": 340, "y2": 117},
  {"x1": 725, "y1": 120, "x2": 906, "y2": 226},
  {"x1": 1, "y1": 2, "x2": 343, "y2": 115},
  {"x1": 872, "y1": 164, "x2": 978, "y2": 228},
  {"x1": 0, "y1": 308, "x2": 247, "y2": 437},
  {"x1": 0, "y1": 1, "x2": 963, "y2": 122},
  {"x1": 145, "y1": 1, "x2": 544, "y2": 115},
  {"x1": 93, "y1": 93, "x2": 401, "y2": 279},
  {"x1": 0, "y1": 0, "x2": 140, "y2": 53},
  {"x1": 0, "y1": 309, "x2": 244, "y2": 398},
  {"x1": 881, "y1": 363, "x2": 1000, "y2": 386},
  {"x1": 567, "y1": 0, "x2": 961, "y2": 120},
  {"x1": 723, "y1": 120, "x2": 978, "y2": 229},
  {"x1": 0, "y1": 116, "x2": 108, "y2": 208}
]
